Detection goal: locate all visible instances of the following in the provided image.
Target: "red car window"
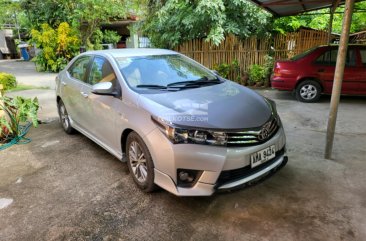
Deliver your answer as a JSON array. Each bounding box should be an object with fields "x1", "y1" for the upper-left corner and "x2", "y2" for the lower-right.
[
  {"x1": 315, "y1": 48, "x2": 356, "y2": 66},
  {"x1": 360, "y1": 50, "x2": 366, "y2": 66}
]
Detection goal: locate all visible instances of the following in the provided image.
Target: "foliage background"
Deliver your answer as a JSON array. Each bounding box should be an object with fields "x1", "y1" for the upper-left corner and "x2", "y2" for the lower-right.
[
  {"x1": 30, "y1": 23, "x2": 80, "y2": 72},
  {"x1": 273, "y1": 2, "x2": 366, "y2": 34},
  {"x1": 140, "y1": 0, "x2": 272, "y2": 48},
  {"x1": 1, "y1": 0, "x2": 366, "y2": 74}
]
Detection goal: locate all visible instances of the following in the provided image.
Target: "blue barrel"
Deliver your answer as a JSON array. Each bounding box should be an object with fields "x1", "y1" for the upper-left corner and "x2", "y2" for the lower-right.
[{"x1": 20, "y1": 47, "x2": 30, "y2": 61}]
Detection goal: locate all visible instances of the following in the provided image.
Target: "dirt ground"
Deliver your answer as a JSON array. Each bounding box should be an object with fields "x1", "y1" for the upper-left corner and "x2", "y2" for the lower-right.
[{"x1": 1, "y1": 88, "x2": 365, "y2": 241}]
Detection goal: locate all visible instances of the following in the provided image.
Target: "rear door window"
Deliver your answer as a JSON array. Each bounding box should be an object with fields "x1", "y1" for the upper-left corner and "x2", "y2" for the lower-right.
[
  {"x1": 68, "y1": 56, "x2": 91, "y2": 82},
  {"x1": 315, "y1": 49, "x2": 338, "y2": 65},
  {"x1": 314, "y1": 49, "x2": 356, "y2": 66}
]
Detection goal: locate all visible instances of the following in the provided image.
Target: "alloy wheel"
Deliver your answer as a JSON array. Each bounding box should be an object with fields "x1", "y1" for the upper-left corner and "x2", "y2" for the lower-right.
[
  {"x1": 59, "y1": 103, "x2": 69, "y2": 130},
  {"x1": 299, "y1": 84, "x2": 317, "y2": 100},
  {"x1": 128, "y1": 141, "x2": 148, "y2": 183}
]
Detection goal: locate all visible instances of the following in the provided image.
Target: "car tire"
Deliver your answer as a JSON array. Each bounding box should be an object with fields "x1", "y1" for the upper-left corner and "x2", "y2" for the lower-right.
[
  {"x1": 295, "y1": 80, "x2": 321, "y2": 103},
  {"x1": 126, "y1": 132, "x2": 158, "y2": 192},
  {"x1": 57, "y1": 100, "x2": 75, "y2": 134}
]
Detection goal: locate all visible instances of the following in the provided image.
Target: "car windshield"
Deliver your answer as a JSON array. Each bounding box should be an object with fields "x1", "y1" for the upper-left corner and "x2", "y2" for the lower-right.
[
  {"x1": 290, "y1": 47, "x2": 318, "y2": 61},
  {"x1": 115, "y1": 54, "x2": 219, "y2": 90}
]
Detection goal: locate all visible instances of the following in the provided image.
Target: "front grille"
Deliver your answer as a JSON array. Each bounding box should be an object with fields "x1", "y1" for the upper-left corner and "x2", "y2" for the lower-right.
[
  {"x1": 226, "y1": 117, "x2": 279, "y2": 147},
  {"x1": 216, "y1": 148, "x2": 285, "y2": 187}
]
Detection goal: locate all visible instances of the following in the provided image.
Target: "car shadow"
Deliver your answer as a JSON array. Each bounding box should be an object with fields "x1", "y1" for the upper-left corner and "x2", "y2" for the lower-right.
[
  {"x1": 318, "y1": 94, "x2": 366, "y2": 104},
  {"x1": 261, "y1": 89, "x2": 366, "y2": 104}
]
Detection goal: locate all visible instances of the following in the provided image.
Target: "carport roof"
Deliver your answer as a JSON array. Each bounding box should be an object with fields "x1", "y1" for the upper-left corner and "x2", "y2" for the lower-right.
[{"x1": 251, "y1": 0, "x2": 356, "y2": 17}]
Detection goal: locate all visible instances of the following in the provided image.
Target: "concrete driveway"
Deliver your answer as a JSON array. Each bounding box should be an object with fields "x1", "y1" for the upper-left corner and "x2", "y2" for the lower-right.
[
  {"x1": 1, "y1": 87, "x2": 365, "y2": 241},
  {"x1": 0, "y1": 60, "x2": 57, "y2": 122},
  {"x1": 0, "y1": 60, "x2": 57, "y2": 89}
]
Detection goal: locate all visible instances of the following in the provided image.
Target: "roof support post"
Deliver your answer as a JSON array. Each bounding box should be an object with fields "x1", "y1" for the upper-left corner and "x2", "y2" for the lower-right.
[
  {"x1": 327, "y1": 7, "x2": 334, "y2": 43},
  {"x1": 328, "y1": 0, "x2": 342, "y2": 44},
  {"x1": 325, "y1": 0, "x2": 355, "y2": 159}
]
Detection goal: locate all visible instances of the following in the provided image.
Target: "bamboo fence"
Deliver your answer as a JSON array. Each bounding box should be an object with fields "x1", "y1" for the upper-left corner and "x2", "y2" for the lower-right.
[
  {"x1": 273, "y1": 29, "x2": 330, "y2": 60},
  {"x1": 175, "y1": 35, "x2": 271, "y2": 72},
  {"x1": 175, "y1": 29, "x2": 330, "y2": 78}
]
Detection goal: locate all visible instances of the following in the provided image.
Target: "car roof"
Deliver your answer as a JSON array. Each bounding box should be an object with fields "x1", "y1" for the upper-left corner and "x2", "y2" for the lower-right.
[{"x1": 83, "y1": 48, "x2": 178, "y2": 58}]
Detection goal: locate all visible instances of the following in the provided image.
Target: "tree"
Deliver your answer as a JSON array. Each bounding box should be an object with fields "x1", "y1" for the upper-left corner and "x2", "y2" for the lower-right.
[
  {"x1": 140, "y1": 0, "x2": 272, "y2": 48},
  {"x1": 20, "y1": 0, "x2": 130, "y2": 47},
  {"x1": 0, "y1": 0, "x2": 18, "y2": 26},
  {"x1": 30, "y1": 22, "x2": 80, "y2": 72},
  {"x1": 20, "y1": 0, "x2": 75, "y2": 29},
  {"x1": 273, "y1": 2, "x2": 366, "y2": 34},
  {"x1": 72, "y1": 0, "x2": 127, "y2": 47}
]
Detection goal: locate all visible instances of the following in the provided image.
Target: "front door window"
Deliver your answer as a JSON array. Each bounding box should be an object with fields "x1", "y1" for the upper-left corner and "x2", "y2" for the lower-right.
[{"x1": 89, "y1": 57, "x2": 117, "y2": 86}]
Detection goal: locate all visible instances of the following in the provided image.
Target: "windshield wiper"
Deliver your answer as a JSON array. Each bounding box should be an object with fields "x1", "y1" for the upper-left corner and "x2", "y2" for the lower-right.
[
  {"x1": 167, "y1": 77, "x2": 221, "y2": 88},
  {"x1": 135, "y1": 84, "x2": 168, "y2": 89}
]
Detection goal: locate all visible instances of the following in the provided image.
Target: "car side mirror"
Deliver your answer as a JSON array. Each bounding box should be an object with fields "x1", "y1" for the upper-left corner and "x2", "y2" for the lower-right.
[{"x1": 92, "y1": 82, "x2": 118, "y2": 96}]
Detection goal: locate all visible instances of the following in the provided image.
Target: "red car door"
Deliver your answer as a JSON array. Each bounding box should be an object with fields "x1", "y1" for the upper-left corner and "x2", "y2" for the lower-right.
[{"x1": 313, "y1": 47, "x2": 360, "y2": 94}]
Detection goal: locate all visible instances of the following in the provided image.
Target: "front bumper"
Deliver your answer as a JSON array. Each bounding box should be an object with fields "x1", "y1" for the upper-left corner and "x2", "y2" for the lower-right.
[{"x1": 145, "y1": 126, "x2": 287, "y2": 196}]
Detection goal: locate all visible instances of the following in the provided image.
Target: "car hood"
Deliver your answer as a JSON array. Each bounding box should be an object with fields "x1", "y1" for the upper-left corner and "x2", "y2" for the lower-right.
[{"x1": 138, "y1": 81, "x2": 273, "y2": 130}]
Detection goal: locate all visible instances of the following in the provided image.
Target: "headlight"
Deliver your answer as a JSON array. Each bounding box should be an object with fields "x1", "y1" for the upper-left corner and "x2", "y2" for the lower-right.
[
  {"x1": 265, "y1": 98, "x2": 282, "y2": 126},
  {"x1": 151, "y1": 116, "x2": 227, "y2": 146},
  {"x1": 265, "y1": 98, "x2": 277, "y2": 115}
]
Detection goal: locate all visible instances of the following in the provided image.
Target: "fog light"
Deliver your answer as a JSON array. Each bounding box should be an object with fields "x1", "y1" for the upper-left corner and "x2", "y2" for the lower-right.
[
  {"x1": 177, "y1": 169, "x2": 203, "y2": 187},
  {"x1": 179, "y1": 171, "x2": 194, "y2": 182}
]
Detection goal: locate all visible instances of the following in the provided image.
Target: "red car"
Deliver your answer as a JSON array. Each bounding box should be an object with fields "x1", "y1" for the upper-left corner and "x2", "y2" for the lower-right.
[{"x1": 271, "y1": 45, "x2": 366, "y2": 102}]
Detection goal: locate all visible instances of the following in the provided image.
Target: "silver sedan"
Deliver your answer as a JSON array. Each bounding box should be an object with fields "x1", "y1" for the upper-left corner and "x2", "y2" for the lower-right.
[{"x1": 55, "y1": 49, "x2": 287, "y2": 196}]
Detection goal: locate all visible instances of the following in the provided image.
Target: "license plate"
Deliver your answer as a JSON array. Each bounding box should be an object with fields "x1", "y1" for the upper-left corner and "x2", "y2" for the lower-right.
[{"x1": 250, "y1": 145, "x2": 276, "y2": 168}]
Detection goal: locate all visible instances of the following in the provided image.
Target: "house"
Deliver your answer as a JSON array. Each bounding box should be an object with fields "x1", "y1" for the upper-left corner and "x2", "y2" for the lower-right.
[
  {"x1": 101, "y1": 14, "x2": 151, "y2": 49},
  {"x1": 350, "y1": 30, "x2": 366, "y2": 44},
  {"x1": 0, "y1": 29, "x2": 17, "y2": 59}
]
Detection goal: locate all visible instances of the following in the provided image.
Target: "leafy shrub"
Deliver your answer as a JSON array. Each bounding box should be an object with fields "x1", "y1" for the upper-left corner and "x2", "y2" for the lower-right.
[
  {"x1": 103, "y1": 30, "x2": 121, "y2": 45},
  {"x1": 248, "y1": 64, "x2": 266, "y2": 86},
  {"x1": 264, "y1": 55, "x2": 274, "y2": 73},
  {"x1": 89, "y1": 30, "x2": 120, "y2": 50},
  {"x1": 213, "y1": 60, "x2": 242, "y2": 84},
  {"x1": 90, "y1": 29, "x2": 104, "y2": 50},
  {"x1": 0, "y1": 96, "x2": 39, "y2": 143},
  {"x1": 214, "y1": 63, "x2": 231, "y2": 78},
  {"x1": 263, "y1": 55, "x2": 274, "y2": 87},
  {"x1": 0, "y1": 72, "x2": 17, "y2": 91},
  {"x1": 30, "y1": 22, "x2": 80, "y2": 72}
]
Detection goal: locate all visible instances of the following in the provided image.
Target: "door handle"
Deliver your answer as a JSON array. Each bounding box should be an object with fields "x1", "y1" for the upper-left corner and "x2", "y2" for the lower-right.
[
  {"x1": 80, "y1": 91, "x2": 88, "y2": 98},
  {"x1": 318, "y1": 69, "x2": 325, "y2": 73},
  {"x1": 61, "y1": 81, "x2": 67, "y2": 86}
]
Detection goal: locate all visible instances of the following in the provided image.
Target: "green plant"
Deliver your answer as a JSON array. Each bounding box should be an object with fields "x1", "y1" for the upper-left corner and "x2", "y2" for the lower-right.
[
  {"x1": 141, "y1": 0, "x2": 271, "y2": 48},
  {"x1": 0, "y1": 72, "x2": 17, "y2": 91},
  {"x1": 89, "y1": 29, "x2": 104, "y2": 50},
  {"x1": 231, "y1": 59, "x2": 242, "y2": 84},
  {"x1": 0, "y1": 96, "x2": 39, "y2": 143},
  {"x1": 103, "y1": 30, "x2": 120, "y2": 45},
  {"x1": 213, "y1": 60, "x2": 242, "y2": 84},
  {"x1": 263, "y1": 55, "x2": 274, "y2": 87},
  {"x1": 30, "y1": 22, "x2": 80, "y2": 72},
  {"x1": 248, "y1": 64, "x2": 266, "y2": 86},
  {"x1": 213, "y1": 63, "x2": 231, "y2": 78}
]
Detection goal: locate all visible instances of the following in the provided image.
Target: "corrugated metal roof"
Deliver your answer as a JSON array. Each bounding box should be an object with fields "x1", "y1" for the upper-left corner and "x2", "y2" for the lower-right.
[{"x1": 250, "y1": 0, "x2": 347, "y2": 16}]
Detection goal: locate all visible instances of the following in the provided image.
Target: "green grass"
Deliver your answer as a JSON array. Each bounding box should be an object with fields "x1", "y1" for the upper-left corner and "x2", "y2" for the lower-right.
[{"x1": 6, "y1": 84, "x2": 50, "y2": 92}]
